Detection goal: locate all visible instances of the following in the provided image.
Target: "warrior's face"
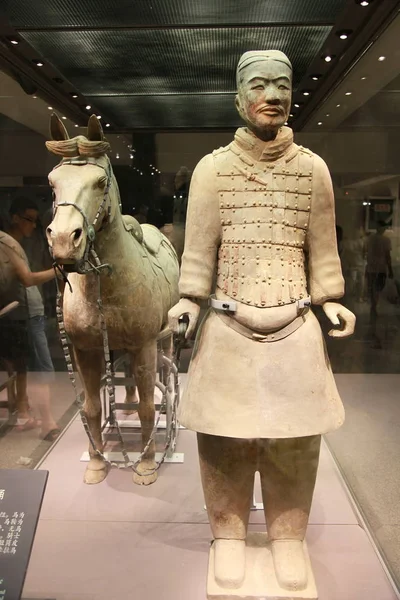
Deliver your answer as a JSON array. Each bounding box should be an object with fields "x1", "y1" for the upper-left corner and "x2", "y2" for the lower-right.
[{"x1": 235, "y1": 60, "x2": 292, "y2": 140}]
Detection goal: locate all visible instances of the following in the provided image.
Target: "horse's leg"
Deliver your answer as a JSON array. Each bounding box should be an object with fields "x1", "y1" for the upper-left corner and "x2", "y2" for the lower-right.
[
  {"x1": 123, "y1": 359, "x2": 138, "y2": 415},
  {"x1": 132, "y1": 341, "x2": 158, "y2": 486},
  {"x1": 74, "y1": 347, "x2": 108, "y2": 485}
]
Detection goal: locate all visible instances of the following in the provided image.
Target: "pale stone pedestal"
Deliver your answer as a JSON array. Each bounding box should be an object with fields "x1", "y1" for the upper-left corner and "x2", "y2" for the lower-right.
[{"x1": 207, "y1": 533, "x2": 318, "y2": 600}]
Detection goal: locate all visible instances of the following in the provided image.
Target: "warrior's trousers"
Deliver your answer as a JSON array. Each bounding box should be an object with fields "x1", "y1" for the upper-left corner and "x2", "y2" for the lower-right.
[{"x1": 197, "y1": 433, "x2": 321, "y2": 541}]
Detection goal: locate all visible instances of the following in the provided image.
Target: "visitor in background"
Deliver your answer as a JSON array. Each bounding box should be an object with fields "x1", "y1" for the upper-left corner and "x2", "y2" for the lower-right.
[
  {"x1": 0, "y1": 197, "x2": 60, "y2": 440},
  {"x1": 366, "y1": 220, "x2": 393, "y2": 322}
]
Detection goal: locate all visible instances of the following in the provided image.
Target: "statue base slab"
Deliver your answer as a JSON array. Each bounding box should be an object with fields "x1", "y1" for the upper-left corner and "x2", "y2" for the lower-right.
[{"x1": 207, "y1": 533, "x2": 318, "y2": 600}]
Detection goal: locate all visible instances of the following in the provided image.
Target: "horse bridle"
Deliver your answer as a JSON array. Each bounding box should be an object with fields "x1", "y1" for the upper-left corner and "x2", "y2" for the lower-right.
[{"x1": 50, "y1": 156, "x2": 114, "y2": 274}]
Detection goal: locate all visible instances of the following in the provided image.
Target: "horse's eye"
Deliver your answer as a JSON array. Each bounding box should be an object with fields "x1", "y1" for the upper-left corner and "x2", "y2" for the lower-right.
[{"x1": 97, "y1": 176, "x2": 107, "y2": 188}]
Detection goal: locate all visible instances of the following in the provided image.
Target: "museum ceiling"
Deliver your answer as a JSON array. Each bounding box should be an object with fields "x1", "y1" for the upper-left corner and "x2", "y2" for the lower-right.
[{"x1": 0, "y1": 0, "x2": 399, "y2": 133}]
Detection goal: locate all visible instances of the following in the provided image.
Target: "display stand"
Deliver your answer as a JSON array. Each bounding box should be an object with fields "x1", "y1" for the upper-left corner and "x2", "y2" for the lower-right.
[
  {"x1": 0, "y1": 470, "x2": 48, "y2": 600},
  {"x1": 80, "y1": 351, "x2": 185, "y2": 465}
]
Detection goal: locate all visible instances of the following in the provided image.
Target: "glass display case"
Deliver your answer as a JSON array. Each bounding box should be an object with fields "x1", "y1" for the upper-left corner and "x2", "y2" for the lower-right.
[{"x1": 0, "y1": 1, "x2": 399, "y2": 599}]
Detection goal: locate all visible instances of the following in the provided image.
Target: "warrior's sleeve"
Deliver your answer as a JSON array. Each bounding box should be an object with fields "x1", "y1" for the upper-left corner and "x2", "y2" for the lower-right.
[
  {"x1": 179, "y1": 153, "x2": 221, "y2": 300},
  {"x1": 307, "y1": 154, "x2": 344, "y2": 305}
]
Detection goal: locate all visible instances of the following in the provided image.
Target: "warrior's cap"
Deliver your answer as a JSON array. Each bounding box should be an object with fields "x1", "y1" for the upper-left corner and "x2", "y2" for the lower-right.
[{"x1": 236, "y1": 50, "x2": 293, "y2": 87}]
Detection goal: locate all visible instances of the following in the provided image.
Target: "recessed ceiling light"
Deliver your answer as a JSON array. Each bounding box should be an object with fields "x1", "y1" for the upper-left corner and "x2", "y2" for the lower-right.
[
  {"x1": 130, "y1": 154, "x2": 133, "y2": 159},
  {"x1": 96, "y1": 115, "x2": 102, "y2": 119},
  {"x1": 336, "y1": 30, "x2": 352, "y2": 40},
  {"x1": 310, "y1": 74, "x2": 321, "y2": 81},
  {"x1": 74, "y1": 124, "x2": 79, "y2": 127},
  {"x1": 356, "y1": 0, "x2": 371, "y2": 6},
  {"x1": 70, "y1": 93, "x2": 78, "y2": 99},
  {"x1": 294, "y1": 103, "x2": 300, "y2": 108},
  {"x1": 361, "y1": 76, "x2": 367, "y2": 80},
  {"x1": 318, "y1": 122, "x2": 323, "y2": 126},
  {"x1": 105, "y1": 123, "x2": 110, "y2": 127},
  {"x1": 345, "y1": 91, "x2": 352, "y2": 96},
  {"x1": 378, "y1": 56, "x2": 386, "y2": 62},
  {"x1": 116, "y1": 153, "x2": 120, "y2": 159},
  {"x1": 32, "y1": 60, "x2": 44, "y2": 67},
  {"x1": 9, "y1": 39, "x2": 19, "y2": 45},
  {"x1": 85, "y1": 105, "x2": 91, "y2": 110},
  {"x1": 323, "y1": 55, "x2": 335, "y2": 63},
  {"x1": 326, "y1": 113, "x2": 330, "y2": 117},
  {"x1": 289, "y1": 113, "x2": 294, "y2": 117},
  {"x1": 62, "y1": 116, "x2": 67, "y2": 120},
  {"x1": 32, "y1": 95, "x2": 37, "y2": 99},
  {"x1": 47, "y1": 106, "x2": 53, "y2": 110},
  {"x1": 336, "y1": 104, "x2": 341, "y2": 108},
  {"x1": 303, "y1": 91, "x2": 311, "y2": 96}
]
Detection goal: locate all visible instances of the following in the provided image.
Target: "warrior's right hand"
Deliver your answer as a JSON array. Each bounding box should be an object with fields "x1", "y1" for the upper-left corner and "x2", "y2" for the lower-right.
[{"x1": 168, "y1": 297, "x2": 200, "y2": 339}]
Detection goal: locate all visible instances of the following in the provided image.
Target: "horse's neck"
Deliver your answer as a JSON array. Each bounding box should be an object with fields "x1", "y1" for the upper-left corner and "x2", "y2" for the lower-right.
[{"x1": 97, "y1": 211, "x2": 141, "y2": 269}]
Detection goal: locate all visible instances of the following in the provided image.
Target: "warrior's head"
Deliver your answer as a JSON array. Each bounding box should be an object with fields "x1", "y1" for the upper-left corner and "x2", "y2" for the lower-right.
[{"x1": 235, "y1": 50, "x2": 292, "y2": 141}]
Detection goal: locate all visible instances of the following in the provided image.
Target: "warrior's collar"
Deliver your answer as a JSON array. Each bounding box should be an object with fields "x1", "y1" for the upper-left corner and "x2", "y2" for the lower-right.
[{"x1": 234, "y1": 126, "x2": 294, "y2": 163}]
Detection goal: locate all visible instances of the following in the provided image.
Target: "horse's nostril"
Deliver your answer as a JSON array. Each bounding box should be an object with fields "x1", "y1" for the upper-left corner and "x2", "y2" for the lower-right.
[{"x1": 73, "y1": 228, "x2": 83, "y2": 242}]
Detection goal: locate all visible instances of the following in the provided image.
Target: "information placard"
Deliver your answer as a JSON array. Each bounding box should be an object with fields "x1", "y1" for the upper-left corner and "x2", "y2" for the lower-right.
[{"x1": 0, "y1": 470, "x2": 48, "y2": 600}]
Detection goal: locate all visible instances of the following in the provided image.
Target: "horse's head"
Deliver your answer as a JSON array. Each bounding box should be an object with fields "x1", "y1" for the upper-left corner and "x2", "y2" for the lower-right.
[{"x1": 46, "y1": 114, "x2": 117, "y2": 269}]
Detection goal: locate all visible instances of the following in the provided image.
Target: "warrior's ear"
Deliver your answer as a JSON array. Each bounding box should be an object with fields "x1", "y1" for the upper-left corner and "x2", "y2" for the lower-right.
[
  {"x1": 50, "y1": 113, "x2": 69, "y2": 141},
  {"x1": 87, "y1": 114, "x2": 104, "y2": 141}
]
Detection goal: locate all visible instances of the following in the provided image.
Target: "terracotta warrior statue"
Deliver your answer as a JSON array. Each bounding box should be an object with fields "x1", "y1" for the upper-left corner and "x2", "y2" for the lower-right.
[{"x1": 169, "y1": 50, "x2": 355, "y2": 596}]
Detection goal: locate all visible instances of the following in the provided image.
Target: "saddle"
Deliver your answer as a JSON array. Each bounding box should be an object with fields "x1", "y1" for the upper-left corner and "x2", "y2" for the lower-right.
[{"x1": 122, "y1": 216, "x2": 170, "y2": 257}]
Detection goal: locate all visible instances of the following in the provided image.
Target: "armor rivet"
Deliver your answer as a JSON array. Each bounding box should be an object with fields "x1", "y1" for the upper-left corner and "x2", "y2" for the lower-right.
[
  {"x1": 307, "y1": 206, "x2": 310, "y2": 210},
  {"x1": 244, "y1": 202, "x2": 247, "y2": 206},
  {"x1": 309, "y1": 189, "x2": 312, "y2": 193},
  {"x1": 257, "y1": 224, "x2": 260, "y2": 228},
  {"x1": 232, "y1": 192, "x2": 235, "y2": 196},
  {"x1": 253, "y1": 202, "x2": 256, "y2": 206},
  {"x1": 268, "y1": 282, "x2": 271, "y2": 285},
  {"x1": 243, "y1": 225, "x2": 246, "y2": 229},
  {"x1": 262, "y1": 239, "x2": 266, "y2": 243},
  {"x1": 274, "y1": 220, "x2": 277, "y2": 224},
  {"x1": 251, "y1": 239, "x2": 255, "y2": 242},
  {"x1": 220, "y1": 193, "x2": 223, "y2": 197},
  {"x1": 268, "y1": 276, "x2": 272, "y2": 280},
  {"x1": 256, "y1": 281, "x2": 259, "y2": 284}
]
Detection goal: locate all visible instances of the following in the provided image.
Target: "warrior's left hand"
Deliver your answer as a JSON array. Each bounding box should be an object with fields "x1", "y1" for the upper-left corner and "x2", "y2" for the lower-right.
[{"x1": 322, "y1": 302, "x2": 356, "y2": 338}]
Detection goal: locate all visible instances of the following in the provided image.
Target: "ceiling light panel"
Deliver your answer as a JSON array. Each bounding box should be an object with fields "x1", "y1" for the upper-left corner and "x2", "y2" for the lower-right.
[{"x1": 22, "y1": 27, "x2": 331, "y2": 96}]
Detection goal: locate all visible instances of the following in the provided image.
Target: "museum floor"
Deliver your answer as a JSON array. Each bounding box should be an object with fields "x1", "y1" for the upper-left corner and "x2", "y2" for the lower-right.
[{"x1": 19, "y1": 376, "x2": 399, "y2": 600}]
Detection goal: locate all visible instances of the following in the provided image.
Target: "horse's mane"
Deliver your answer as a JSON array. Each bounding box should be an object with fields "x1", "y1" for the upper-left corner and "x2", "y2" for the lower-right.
[{"x1": 45, "y1": 135, "x2": 110, "y2": 158}]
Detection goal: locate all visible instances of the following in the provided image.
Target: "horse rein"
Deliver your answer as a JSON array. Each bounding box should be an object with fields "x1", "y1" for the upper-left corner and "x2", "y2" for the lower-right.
[{"x1": 50, "y1": 156, "x2": 113, "y2": 274}]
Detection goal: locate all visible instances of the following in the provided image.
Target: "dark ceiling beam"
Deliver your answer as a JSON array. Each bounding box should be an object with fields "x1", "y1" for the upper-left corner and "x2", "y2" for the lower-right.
[
  {"x1": 293, "y1": 0, "x2": 400, "y2": 130},
  {"x1": 14, "y1": 22, "x2": 335, "y2": 33}
]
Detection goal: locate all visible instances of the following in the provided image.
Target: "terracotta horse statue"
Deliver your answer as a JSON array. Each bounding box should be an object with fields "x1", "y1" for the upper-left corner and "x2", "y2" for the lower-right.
[{"x1": 46, "y1": 114, "x2": 180, "y2": 485}]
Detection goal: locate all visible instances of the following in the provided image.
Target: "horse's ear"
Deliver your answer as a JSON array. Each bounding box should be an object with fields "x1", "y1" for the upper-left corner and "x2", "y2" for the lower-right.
[
  {"x1": 50, "y1": 113, "x2": 69, "y2": 141},
  {"x1": 87, "y1": 114, "x2": 104, "y2": 141}
]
